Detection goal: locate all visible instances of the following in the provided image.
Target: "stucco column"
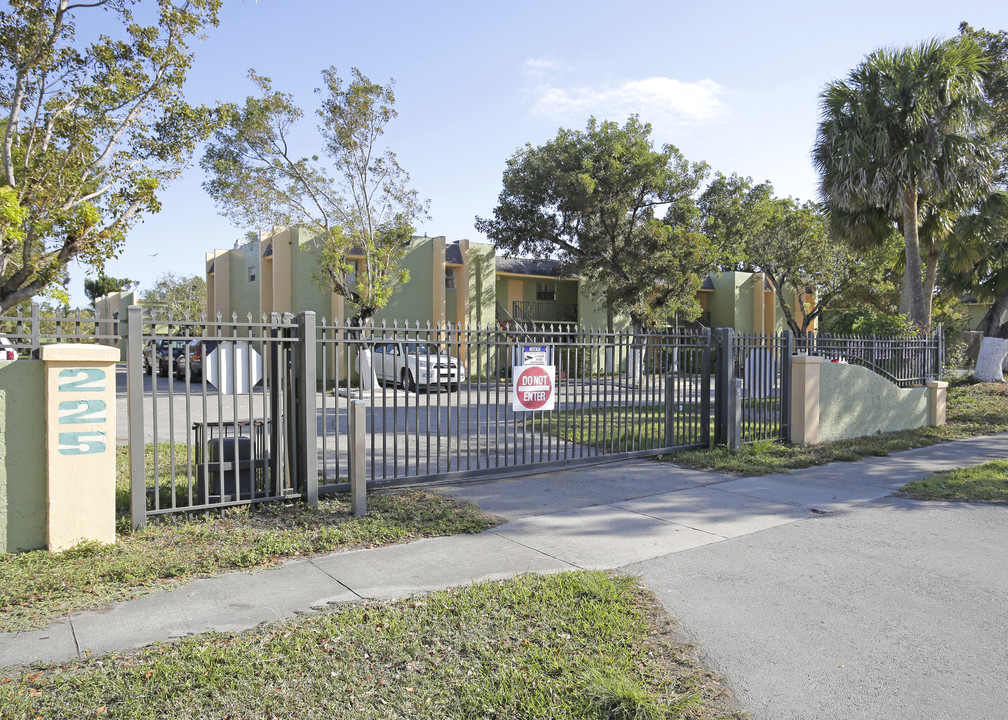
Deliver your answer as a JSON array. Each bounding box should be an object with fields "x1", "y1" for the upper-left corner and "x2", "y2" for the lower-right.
[
  {"x1": 790, "y1": 355, "x2": 822, "y2": 445},
  {"x1": 40, "y1": 344, "x2": 119, "y2": 551},
  {"x1": 926, "y1": 380, "x2": 948, "y2": 426},
  {"x1": 432, "y1": 236, "x2": 446, "y2": 328}
]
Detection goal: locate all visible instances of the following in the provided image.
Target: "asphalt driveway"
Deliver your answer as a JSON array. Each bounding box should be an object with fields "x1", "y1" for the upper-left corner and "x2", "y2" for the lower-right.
[{"x1": 630, "y1": 497, "x2": 1008, "y2": 720}]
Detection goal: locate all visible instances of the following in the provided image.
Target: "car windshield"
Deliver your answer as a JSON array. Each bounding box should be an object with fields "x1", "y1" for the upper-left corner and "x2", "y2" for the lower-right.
[{"x1": 402, "y1": 342, "x2": 444, "y2": 355}]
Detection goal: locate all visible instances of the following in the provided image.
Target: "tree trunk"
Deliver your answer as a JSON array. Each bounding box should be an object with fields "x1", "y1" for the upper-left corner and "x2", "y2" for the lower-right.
[
  {"x1": 922, "y1": 246, "x2": 940, "y2": 329},
  {"x1": 627, "y1": 323, "x2": 645, "y2": 386},
  {"x1": 977, "y1": 289, "x2": 1008, "y2": 339},
  {"x1": 974, "y1": 336, "x2": 1008, "y2": 383},
  {"x1": 899, "y1": 268, "x2": 911, "y2": 317},
  {"x1": 357, "y1": 346, "x2": 377, "y2": 392},
  {"x1": 901, "y1": 187, "x2": 927, "y2": 327},
  {"x1": 604, "y1": 296, "x2": 615, "y2": 374},
  {"x1": 350, "y1": 310, "x2": 378, "y2": 393}
]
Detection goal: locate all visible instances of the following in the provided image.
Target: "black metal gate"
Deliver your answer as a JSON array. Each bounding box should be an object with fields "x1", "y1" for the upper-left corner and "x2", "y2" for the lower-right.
[{"x1": 314, "y1": 321, "x2": 713, "y2": 490}]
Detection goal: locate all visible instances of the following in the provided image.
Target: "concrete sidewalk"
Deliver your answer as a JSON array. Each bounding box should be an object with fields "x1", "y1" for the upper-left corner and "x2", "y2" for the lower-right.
[{"x1": 2, "y1": 432, "x2": 1007, "y2": 670}]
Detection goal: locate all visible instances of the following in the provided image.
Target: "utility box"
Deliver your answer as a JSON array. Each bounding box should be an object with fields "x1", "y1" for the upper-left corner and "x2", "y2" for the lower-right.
[{"x1": 207, "y1": 437, "x2": 255, "y2": 501}]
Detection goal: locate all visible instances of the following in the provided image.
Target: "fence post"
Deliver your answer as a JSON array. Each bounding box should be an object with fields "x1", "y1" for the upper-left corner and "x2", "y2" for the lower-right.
[
  {"x1": 728, "y1": 378, "x2": 743, "y2": 450},
  {"x1": 295, "y1": 311, "x2": 318, "y2": 508},
  {"x1": 701, "y1": 327, "x2": 712, "y2": 447},
  {"x1": 780, "y1": 329, "x2": 793, "y2": 443},
  {"x1": 664, "y1": 373, "x2": 674, "y2": 449},
  {"x1": 714, "y1": 328, "x2": 733, "y2": 445},
  {"x1": 349, "y1": 399, "x2": 366, "y2": 516},
  {"x1": 31, "y1": 302, "x2": 40, "y2": 353},
  {"x1": 127, "y1": 305, "x2": 146, "y2": 530},
  {"x1": 935, "y1": 322, "x2": 943, "y2": 381}
]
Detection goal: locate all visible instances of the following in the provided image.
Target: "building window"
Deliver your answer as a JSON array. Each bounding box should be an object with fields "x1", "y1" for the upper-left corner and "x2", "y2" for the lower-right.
[
  {"x1": 445, "y1": 267, "x2": 456, "y2": 290},
  {"x1": 536, "y1": 282, "x2": 555, "y2": 302},
  {"x1": 347, "y1": 259, "x2": 358, "y2": 285},
  {"x1": 248, "y1": 266, "x2": 256, "y2": 283}
]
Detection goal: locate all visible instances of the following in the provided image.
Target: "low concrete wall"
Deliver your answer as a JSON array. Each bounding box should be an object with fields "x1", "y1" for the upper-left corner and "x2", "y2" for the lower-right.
[
  {"x1": 0, "y1": 359, "x2": 47, "y2": 552},
  {"x1": 819, "y1": 363, "x2": 928, "y2": 442}
]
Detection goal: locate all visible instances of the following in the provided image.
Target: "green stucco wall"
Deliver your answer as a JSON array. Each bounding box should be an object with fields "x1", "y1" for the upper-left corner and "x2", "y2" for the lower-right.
[
  {"x1": 963, "y1": 303, "x2": 989, "y2": 332},
  {"x1": 229, "y1": 240, "x2": 262, "y2": 322},
  {"x1": 380, "y1": 236, "x2": 436, "y2": 326},
  {"x1": 290, "y1": 229, "x2": 332, "y2": 320},
  {"x1": 468, "y1": 243, "x2": 496, "y2": 328},
  {"x1": 707, "y1": 272, "x2": 746, "y2": 330},
  {"x1": 0, "y1": 359, "x2": 46, "y2": 552},
  {"x1": 819, "y1": 363, "x2": 929, "y2": 442}
]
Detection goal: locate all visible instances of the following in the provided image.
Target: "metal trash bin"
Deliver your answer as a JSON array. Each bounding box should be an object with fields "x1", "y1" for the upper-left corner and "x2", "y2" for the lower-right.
[{"x1": 207, "y1": 436, "x2": 254, "y2": 501}]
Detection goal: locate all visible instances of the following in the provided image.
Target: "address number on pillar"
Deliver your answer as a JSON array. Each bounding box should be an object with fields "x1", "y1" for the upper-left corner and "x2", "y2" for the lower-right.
[{"x1": 56, "y1": 368, "x2": 108, "y2": 455}]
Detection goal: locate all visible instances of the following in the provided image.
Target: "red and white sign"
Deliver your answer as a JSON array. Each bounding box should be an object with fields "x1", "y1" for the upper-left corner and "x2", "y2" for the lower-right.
[{"x1": 512, "y1": 365, "x2": 555, "y2": 411}]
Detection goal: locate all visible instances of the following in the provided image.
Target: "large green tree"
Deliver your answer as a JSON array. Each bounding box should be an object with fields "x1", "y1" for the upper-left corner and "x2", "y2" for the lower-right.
[
  {"x1": 700, "y1": 174, "x2": 899, "y2": 335},
  {"x1": 142, "y1": 271, "x2": 205, "y2": 320},
  {"x1": 697, "y1": 172, "x2": 774, "y2": 268},
  {"x1": 813, "y1": 36, "x2": 995, "y2": 329},
  {"x1": 201, "y1": 68, "x2": 428, "y2": 325},
  {"x1": 936, "y1": 24, "x2": 1008, "y2": 380},
  {"x1": 0, "y1": 0, "x2": 221, "y2": 314},
  {"x1": 83, "y1": 272, "x2": 131, "y2": 306},
  {"x1": 475, "y1": 116, "x2": 714, "y2": 332}
]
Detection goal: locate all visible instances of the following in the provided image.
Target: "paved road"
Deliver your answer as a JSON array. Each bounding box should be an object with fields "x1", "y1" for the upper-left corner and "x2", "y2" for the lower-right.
[{"x1": 631, "y1": 499, "x2": 1008, "y2": 720}]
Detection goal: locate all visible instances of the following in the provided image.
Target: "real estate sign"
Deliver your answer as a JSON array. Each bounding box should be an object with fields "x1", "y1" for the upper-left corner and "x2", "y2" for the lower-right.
[{"x1": 512, "y1": 364, "x2": 555, "y2": 411}]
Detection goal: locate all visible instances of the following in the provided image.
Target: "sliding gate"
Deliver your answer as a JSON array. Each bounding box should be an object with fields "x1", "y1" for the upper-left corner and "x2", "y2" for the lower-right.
[{"x1": 314, "y1": 321, "x2": 712, "y2": 489}]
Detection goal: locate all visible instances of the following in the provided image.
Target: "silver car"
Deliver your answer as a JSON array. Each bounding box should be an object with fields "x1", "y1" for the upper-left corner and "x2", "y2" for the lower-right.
[{"x1": 363, "y1": 340, "x2": 465, "y2": 392}]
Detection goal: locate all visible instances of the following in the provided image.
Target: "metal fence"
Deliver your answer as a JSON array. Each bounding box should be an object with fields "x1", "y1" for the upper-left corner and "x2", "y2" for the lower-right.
[
  {"x1": 124, "y1": 307, "x2": 315, "y2": 528},
  {"x1": 116, "y1": 310, "x2": 714, "y2": 525},
  {"x1": 0, "y1": 302, "x2": 125, "y2": 353},
  {"x1": 795, "y1": 327, "x2": 943, "y2": 388},
  {"x1": 315, "y1": 320, "x2": 712, "y2": 489},
  {"x1": 715, "y1": 329, "x2": 793, "y2": 445},
  {"x1": 4, "y1": 300, "x2": 944, "y2": 525}
]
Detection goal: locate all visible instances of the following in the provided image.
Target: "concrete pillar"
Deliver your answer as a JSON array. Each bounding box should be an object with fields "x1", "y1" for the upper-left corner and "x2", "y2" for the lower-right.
[
  {"x1": 790, "y1": 355, "x2": 822, "y2": 445},
  {"x1": 40, "y1": 344, "x2": 119, "y2": 551},
  {"x1": 927, "y1": 380, "x2": 948, "y2": 426}
]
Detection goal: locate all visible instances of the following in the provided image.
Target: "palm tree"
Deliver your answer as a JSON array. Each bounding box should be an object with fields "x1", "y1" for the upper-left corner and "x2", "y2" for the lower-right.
[{"x1": 813, "y1": 37, "x2": 995, "y2": 328}]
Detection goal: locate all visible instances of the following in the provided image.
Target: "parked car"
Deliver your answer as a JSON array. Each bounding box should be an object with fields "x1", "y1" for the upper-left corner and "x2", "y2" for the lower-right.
[
  {"x1": 357, "y1": 340, "x2": 465, "y2": 391},
  {"x1": 143, "y1": 339, "x2": 189, "y2": 376},
  {"x1": 175, "y1": 339, "x2": 219, "y2": 381},
  {"x1": 0, "y1": 334, "x2": 17, "y2": 361}
]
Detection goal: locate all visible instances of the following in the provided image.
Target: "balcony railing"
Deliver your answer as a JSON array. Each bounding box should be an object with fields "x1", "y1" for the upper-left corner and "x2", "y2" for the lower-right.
[{"x1": 512, "y1": 300, "x2": 578, "y2": 324}]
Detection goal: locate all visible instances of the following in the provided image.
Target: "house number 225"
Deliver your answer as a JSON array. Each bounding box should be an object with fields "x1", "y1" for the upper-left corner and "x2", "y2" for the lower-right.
[{"x1": 56, "y1": 368, "x2": 108, "y2": 455}]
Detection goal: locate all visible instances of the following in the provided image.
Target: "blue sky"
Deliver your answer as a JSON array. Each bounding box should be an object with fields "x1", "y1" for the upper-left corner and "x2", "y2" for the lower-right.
[{"x1": 68, "y1": 0, "x2": 1008, "y2": 307}]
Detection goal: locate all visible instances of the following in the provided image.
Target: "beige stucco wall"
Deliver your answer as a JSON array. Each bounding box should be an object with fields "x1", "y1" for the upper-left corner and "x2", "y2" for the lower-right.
[
  {"x1": 41, "y1": 345, "x2": 119, "y2": 551},
  {"x1": 0, "y1": 359, "x2": 47, "y2": 552},
  {"x1": 818, "y1": 362, "x2": 929, "y2": 442}
]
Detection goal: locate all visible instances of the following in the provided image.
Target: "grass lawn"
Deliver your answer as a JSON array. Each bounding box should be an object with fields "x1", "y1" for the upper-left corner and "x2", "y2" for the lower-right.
[
  {"x1": 0, "y1": 571, "x2": 746, "y2": 720},
  {"x1": 896, "y1": 460, "x2": 1008, "y2": 503},
  {"x1": 0, "y1": 491, "x2": 499, "y2": 633},
  {"x1": 668, "y1": 381, "x2": 1008, "y2": 476}
]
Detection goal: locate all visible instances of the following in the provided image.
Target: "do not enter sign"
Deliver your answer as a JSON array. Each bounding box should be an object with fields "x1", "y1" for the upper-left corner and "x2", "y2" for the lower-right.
[{"x1": 512, "y1": 365, "x2": 555, "y2": 411}]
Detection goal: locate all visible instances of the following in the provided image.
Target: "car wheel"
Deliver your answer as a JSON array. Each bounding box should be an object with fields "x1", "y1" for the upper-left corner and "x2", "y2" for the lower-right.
[
  {"x1": 450, "y1": 383, "x2": 459, "y2": 392},
  {"x1": 401, "y1": 368, "x2": 417, "y2": 392}
]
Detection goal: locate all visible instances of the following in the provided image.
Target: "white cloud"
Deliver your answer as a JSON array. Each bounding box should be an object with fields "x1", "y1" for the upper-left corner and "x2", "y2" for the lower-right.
[{"x1": 526, "y1": 72, "x2": 729, "y2": 131}]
